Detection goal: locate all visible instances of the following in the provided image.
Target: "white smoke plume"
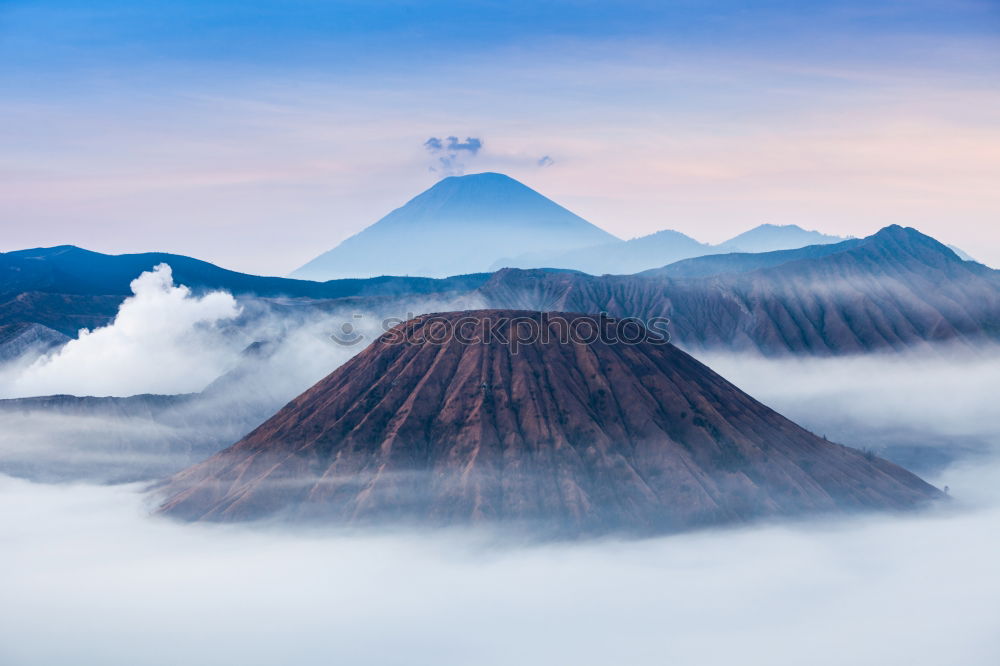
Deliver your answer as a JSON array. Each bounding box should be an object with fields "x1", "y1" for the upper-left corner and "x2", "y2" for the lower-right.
[
  {"x1": 2, "y1": 264, "x2": 243, "y2": 398},
  {"x1": 0, "y1": 283, "x2": 488, "y2": 483}
]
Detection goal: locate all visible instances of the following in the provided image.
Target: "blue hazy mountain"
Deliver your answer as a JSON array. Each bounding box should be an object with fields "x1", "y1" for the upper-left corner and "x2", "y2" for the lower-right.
[
  {"x1": 0, "y1": 245, "x2": 489, "y2": 299},
  {"x1": 644, "y1": 238, "x2": 868, "y2": 279},
  {"x1": 0, "y1": 245, "x2": 491, "y2": 336},
  {"x1": 291, "y1": 172, "x2": 619, "y2": 280},
  {"x1": 497, "y1": 223, "x2": 845, "y2": 275},
  {"x1": 715, "y1": 223, "x2": 843, "y2": 253},
  {"x1": 647, "y1": 232, "x2": 983, "y2": 281},
  {"x1": 493, "y1": 229, "x2": 715, "y2": 275},
  {"x1": 481, "y1": 225, "x2": 1000, "y2": 355},
  {"x1": 3, "y1": 226, "x2": 995, "y2": 356}
]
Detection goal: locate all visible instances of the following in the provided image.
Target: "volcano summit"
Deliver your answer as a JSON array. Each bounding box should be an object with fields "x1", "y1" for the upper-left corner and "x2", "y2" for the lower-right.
[
  {"x1": 290, "y1": 173, "x2": 617, "y2": 280},
  {"x1": 158, "y1": 310, "x2": 940, "y2": 535}
]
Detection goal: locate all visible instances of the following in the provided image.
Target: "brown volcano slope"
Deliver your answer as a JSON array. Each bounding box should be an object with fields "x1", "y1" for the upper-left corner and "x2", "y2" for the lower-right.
[{"x1": 157, "y1": 310, "x2": 940, "y2": 534}]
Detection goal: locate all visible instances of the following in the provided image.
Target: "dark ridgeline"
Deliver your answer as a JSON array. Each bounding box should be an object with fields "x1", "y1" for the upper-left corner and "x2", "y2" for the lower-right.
[
  {"x1": 158, "y1": 310, "x2": 940, "y2": 535},
  {"x1": 481, "y1": 226, "x2": 1000, "y2": 355},
  {"x1": 0, "y1": 244, "x2": 490, "y2": 336},
  {"x1": 3, "y1": 225, "x2": 997, "y2": 355}
]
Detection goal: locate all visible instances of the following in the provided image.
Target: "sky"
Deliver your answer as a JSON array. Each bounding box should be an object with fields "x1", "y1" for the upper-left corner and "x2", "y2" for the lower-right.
[{"x1": 2, "y1": 0, "x2": 999, "y2": 274}]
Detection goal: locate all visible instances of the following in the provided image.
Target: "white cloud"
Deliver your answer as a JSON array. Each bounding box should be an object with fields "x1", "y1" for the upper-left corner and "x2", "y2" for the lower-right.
[
  {"x1": 0, "y1": 290, "x2": 492, "y2": 483},
  {"x1": 3, "y1": 264, "x2": 243, "y2": 398}
]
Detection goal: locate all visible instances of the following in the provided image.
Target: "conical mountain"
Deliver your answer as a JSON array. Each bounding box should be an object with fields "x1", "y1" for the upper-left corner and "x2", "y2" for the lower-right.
[
  {"x1": 291, "y1": 173, "x2": 618, "y2": 280},
  {"x1": 158, "y1": 310, "x2": 940, "y2": 534}
]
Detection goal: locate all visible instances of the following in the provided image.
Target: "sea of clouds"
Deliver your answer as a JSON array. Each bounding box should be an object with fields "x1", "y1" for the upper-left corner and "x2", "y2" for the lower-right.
[
  {"x1": 2, "y1": 466, "x2": 999, "y2": 666},
  {"x1": 1, "y1": 268, "x2": 999, "y2": 665},
  {"x1": 700, "y1": 348, "x2": 1000, "y2": 478}
]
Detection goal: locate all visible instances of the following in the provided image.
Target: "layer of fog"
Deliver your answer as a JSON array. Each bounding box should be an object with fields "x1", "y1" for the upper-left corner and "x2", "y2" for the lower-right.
[
  {"x1": 699, "y1": 347, "x2": 1000, "y2": 475},
  {"x1": 0, "y1": 264, "x2": 482, "y2": 482},
  {"x1": 2, "y1": 286, "x2": 999, "y2": 663},
  {"x1": 2, "y1": 468, "x2": 999, "y2": 666}
]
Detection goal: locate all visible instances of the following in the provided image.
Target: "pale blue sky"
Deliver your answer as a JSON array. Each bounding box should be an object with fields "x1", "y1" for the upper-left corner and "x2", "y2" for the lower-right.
[{"x1": 2, "y1": 0, "x2": 999, "y2": 273}]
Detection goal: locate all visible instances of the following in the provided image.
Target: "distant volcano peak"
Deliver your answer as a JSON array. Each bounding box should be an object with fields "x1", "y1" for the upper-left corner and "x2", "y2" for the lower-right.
[
  {"x1": 290, "y1": 173, "x2": 617, "y2": 280},
  {"x1": 439, "y1": 171, "x2": 515, "y2": 183}
]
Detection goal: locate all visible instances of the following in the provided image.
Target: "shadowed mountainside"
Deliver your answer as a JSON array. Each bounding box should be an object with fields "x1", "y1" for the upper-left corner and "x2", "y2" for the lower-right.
[
  {"x1": 0, "y1": 245, "x2": 489, "y2": 336},
  {"x1": 642, "y1": 238, "x2": 868, "y2": 279},
  {"x1": 2, "y1": 226, "x2": 996, "y2": 356},
  {"x1": 479, "y1": 226, "x2": 1000, "y2": 355},
  {"x1": 158, "y1": 310, "x2": 940, "y2": 534},
  {"x1": 0, "y1": 322, "x2": 69, "y2": 363}
]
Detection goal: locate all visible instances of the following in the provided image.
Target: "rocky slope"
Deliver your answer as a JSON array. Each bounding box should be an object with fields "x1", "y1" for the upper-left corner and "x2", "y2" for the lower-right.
[
  {"x1": 4, "y1": 226, "x2": 995, "y2": 356},
  {"x1": 0, "y1": 322, "x2": 69, "y2": 363},
  {"x1": 158, "y1": 310, "x2": 940, "y2": 534},
  {"x1": 480, "y1": 226, "x2": 1000, "y2": 355}
]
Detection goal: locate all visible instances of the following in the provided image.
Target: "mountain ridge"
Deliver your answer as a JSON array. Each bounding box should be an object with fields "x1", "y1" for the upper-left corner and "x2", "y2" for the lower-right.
[
  {"x1": 499, "y1": 223, "x2": 847, "y2": 275},
  {"x1": 478, "y1": 226, "x2": 1000, "y2": 355},
  {"x1": 0, "y1": 245, "x2": 491, "y2": 336},
  {"x1": 2, "y1": 226, "x2": 995, "y2": 356}
]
